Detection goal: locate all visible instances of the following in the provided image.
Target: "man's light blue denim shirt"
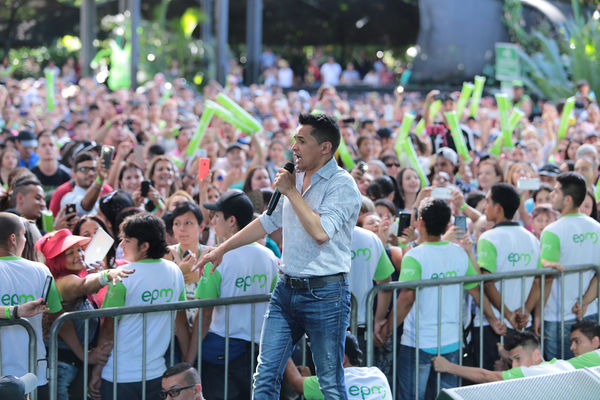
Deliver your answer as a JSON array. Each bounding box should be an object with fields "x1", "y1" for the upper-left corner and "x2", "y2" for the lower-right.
[{"x1": 260, "y1": 157, "x2": 362, "y2": 277}]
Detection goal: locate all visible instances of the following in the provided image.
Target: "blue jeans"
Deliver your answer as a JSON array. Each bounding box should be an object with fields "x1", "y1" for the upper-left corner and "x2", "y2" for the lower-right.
[
  {"x1": 252, "y1": 277, "x2": 351, "y2": 400},
  {"x1": 397, "y1": 345, "x2": 459, "y2": 400},
  {"x1": 544, "y1": 314, "x2": 598, "y2": 360},
  {"x1": 56, "y1": 361, "x2": 79, "y2": 400}
]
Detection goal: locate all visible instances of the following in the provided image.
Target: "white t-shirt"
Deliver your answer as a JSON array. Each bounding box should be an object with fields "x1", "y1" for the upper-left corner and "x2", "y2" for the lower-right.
[
  {"x1": 61, "y1": 185, "x2": 98, "y2": 216},
  {"x1": 320, "y1": 62, "x2": 342, "y2": 86},
  {"x1": 0, "y1": 256, "x2": 62, "y2": 386},
  {"x1": 303, "y1": 366, "x2": 391, "y2": 400},
  {"x1": 540, "y1": 214, "x2": 600, "y2": 321},
  {"x1": 196, "y1": 243, "x2": 279, "y2": 343},
  {"x1": 475, "y1": 224, "x2": 540, "y2": 329},
  {"x1": 278, "y1": 67, "x2": 293, "y2": 88},
  {"x1": 502, "y1": 358, "x2": 575, "y2": 380},
  {"x1": 349, "y1": 227, "x2": 394, "y2": 326},
  {"x1": 101, "y1": 258, "x2": 185, "y2": 382},
  {"x1": 399, "y1": 242, "x2": 478, "y2": 351}
]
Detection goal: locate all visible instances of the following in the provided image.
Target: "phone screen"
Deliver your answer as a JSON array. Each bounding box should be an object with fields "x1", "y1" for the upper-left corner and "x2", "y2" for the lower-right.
[
  {"x1": 198, "y1": 158, "x2": 211, "y2": 180},
  {"x1": 455, "y1": 215, "x2": 467, "y2": 238},
  {"x1": 41, "y1": 275, "x2": 53, "y2": 304},
  {"x1": 397, "y1": 211, "x2": 412, "y2": 237}
]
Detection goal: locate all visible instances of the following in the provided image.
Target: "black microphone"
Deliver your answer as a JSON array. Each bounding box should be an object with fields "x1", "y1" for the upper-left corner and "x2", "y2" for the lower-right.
[{"x1": 266, "y1": 162, "x2": 295, "y2": 215}]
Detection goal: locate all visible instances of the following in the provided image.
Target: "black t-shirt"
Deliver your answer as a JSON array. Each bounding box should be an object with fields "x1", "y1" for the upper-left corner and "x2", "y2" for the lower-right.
[
  {"x1": 32, "y1": 163, "x2": 71, "y2": 187},
  {"x1": 32, "y1": 163, "x2": 72, "y2": 203}
]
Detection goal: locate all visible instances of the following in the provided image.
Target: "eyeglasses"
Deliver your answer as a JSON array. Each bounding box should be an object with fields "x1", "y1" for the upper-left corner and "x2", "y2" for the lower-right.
[
  {"x1": 159, "y1": 384, "x2": 196, "y2": 398},
  {"x1": 385, "y1": 163, "x2": 400, "y2": 168},
  {"x1": 77, "y1": 166, "x2": 95, "y2": 173}
]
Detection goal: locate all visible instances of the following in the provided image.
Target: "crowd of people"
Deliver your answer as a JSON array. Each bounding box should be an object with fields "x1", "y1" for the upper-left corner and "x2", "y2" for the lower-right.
[{"x1": 1, "y1": 55, "x2": 600, "y2": 400}]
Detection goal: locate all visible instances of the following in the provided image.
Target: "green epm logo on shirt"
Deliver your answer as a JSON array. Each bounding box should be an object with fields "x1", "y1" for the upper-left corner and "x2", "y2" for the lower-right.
[
  {"x1": 141, "y1": 288, "x2": 173, "y2": 304},
  {"x1": 572, "y1": 232, "x2": 599, "y2": 245},
  {"x1": 1, "y1": 293, "x2": 35, "y2": 306},
  {"x1": 430, "y1": 270, "x2": 457, "y2": 279},
  {"x1": 507, "y1": 253, "x2": 531, "y2": 267},
  {"x1": 348, "y1": 384, "x2": 388, "y2": 399},
  {"x1": 235, "y1": 274, "x2": 267, "y2": 292},
  {"x1": 351, "y1": 248, "x2": 372, "y2": 261}
]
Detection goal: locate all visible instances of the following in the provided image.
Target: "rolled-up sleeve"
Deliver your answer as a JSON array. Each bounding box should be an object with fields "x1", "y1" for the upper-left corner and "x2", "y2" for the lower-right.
[
  {"x1": 318, "y1": 174, "x2": 361, "y2": 240},
  {"x1": 259, "y1": 200, "x2": 283, "y2": 234}
]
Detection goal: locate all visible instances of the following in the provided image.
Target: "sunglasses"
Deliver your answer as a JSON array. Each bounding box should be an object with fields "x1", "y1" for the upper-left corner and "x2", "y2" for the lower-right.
[
  {"x1": 159, "y1": 384, "x2": 195, "y2": 398},
  {"x1": 77, "y1": 166, "x2": 96, "y2": 173},
  {"x1": 385, "y1": 163, "x2": 401, "y2": 168}
]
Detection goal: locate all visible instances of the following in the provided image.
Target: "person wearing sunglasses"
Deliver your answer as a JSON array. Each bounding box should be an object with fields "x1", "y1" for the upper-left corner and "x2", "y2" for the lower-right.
[
  {"x1": 160, "y1": 363, "x2": 203, "y2": 399},
  {"x1": 56, "y1": 151, "x2": 112, "y2": 217}
]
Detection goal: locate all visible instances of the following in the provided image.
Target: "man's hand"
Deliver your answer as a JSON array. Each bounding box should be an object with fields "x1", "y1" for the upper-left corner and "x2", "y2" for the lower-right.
[
  {"x1": 514, "y1": 307, "x2": 530, "y2": 330},
  {"x1": 17, "y1": 298, "x2": 49, "y2": 318},
  {"x1": 89, "y1": 364, "x2": 103, "y2": 399},
  {"x1": 572, "y1": 300, "x2": 588, "y2": 321},
  {"x1": 54, "y1": 204, "x2": 78, "y2": 231},
  {"x1": 432, "y1": 356, "x2": 451, "y2": 373},
  {"x1": 273, "y1": 166, "x2": 296, "y2": 196},
  {"x1": 88, "y1": 341, "x2": 113, "y2": 365},
  {"x1": 193, "y1": 246, "x2": 225, "y2": 275},
  {"x1": 505, "y1": 310, "x2": 518, "y2": 331},
  {"x1": 425, "y1": 90, "x2": 440, "y2": 106},
  {"x1": 541, "y1": 259, "x2": 564, "y2": 272},
  {"x1": 373, "y1": 318, "x2": 388, "y2": 347},
  {"x1": 489, "y1": 318, "x2": 507, "y2": 336},
  {"x1": 96, "y1": 162, "x2": 108, "y2": 183},
  {"x1": 297, "y1": 365, "x2": 312, "y2": 377}
]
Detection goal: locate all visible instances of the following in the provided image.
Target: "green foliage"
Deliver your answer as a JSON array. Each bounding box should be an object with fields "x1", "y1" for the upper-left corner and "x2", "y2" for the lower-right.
[
  {"x1": 503, "y1": 0, "x2": 600, "y2": 101},
  {"x1": 5, "y1": 42, "x2": 76, "y2": 80},
  {"x1": 95, "y1": 4, "x2": 208, "y2": 86}
]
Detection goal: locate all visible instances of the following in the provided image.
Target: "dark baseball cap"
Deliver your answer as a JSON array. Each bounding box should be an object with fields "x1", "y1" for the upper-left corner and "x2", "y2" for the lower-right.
[
  {"x1": 225, "y1": 143, "x2": 244, "y2": 153},
  {"x1": 17, "y1": 130, "x2": 37, "y2": 148},
  {"x1": 202, "y1": 189, "x2": 254, "y2": 228},
  {"x1": 539, "y1": 163, "x2": 561, "y2": 177}
]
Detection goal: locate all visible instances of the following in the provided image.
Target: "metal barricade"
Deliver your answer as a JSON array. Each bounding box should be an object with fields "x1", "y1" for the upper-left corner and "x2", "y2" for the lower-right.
[
  {"x1": 0, "y1": 318, "x2": 38, "y2": 400},
  {"x1": 365, "y1": 264, "x2": 600, "y2": 400}
]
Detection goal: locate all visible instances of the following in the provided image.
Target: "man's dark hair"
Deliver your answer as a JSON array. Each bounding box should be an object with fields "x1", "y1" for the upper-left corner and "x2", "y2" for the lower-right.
[
  {"x1": 162, "y1": 362, "x2": 201, "y2": 385},
  {"x1": 571, "y1": 320, "x2": 600, "y2": 341},
  {"x1": 419, "y1": 198, "x2": 451, "y2": 237},
  {"x1": 11, "y1": 176, "x2": 42, "y2": 208},
  {"x1": 148, "y1": 143, "x2": 166, "y2": 158},
  {"x1": 119, "y1": 213, "x2": 168, "y2": 259},
  {"x1": 466, "y1": 190, "x2": 485, "y2": 209},
  {"x1": 163, "y1": 202, "x2": 203, "y2": 235},
  {"x1": 73, "y1": 151, "x2": 95, "y2": 170},
  {"x1": 490, "y1": 183, "x2": 521, "y2": 220},
  {"x1": 298, "y1": 113, "x2": 340, "y2": 154},
  {"x1": 504, "y1": 331, "x2": 540, "y2": 352},
  {"x1": 0, "y1": 212, "x2": 24, "y2": 248},
  {"x1": 345, "y1": 331, "x2": 363, "y2": 366},
  {"x1": 557, "y1": 172, "x2": 587, "y2": 208}
]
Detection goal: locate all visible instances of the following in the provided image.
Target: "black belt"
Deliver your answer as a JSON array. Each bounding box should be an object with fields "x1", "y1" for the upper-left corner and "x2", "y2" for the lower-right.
[{"x1": 282, "y1": 273, "x2": 346, "y2": 289}]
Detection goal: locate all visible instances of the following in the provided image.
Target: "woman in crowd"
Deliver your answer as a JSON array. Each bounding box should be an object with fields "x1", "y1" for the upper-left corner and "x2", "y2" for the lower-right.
[
  {"x1": 242, "y1": 166, "x2": 272, "y2": 194},
  {"x1": 477, "y1": 159, "x2": 503, "y2": 193},
  {"x1": 118, "y1": 163, "x2": 144, "y2": 195},
  {"x1": 396, "y1": 167, "x2": 421, "y2": 210},
  {"x1": 35, "y1": 229, "x2": 133, "y2": 398},
  {"x1": 0, "y1": 146, "x2": 18, "y2": 187}
]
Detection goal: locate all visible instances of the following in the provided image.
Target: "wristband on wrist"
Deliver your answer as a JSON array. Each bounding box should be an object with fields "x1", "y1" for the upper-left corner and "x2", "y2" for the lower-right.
[
  {"x1": 4, "y1": 306, "x2": 11, "y2": 320},
  {"x1": 105, "y1": 121, "x2": 112, "y2": 129},
  {"x1": 98, "y1": 270, "x2": 110, "y2": 286},
  {"x1": 398, "y1": 242, "x2": 408, "y2": 248},
  {"x1": 96, "y1": 176, "x2": 104, "y2": 185},
  {"x1": 459, "y1": 203, "x2": 467, "y2": 210},
  {"x1": 13, "y1": 305, "x2": 19, "y2": 319}
]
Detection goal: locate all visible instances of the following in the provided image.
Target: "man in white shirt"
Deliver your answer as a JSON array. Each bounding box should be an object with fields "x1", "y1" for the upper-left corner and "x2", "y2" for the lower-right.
[
  {"x1": 537, "y1": 172, "x2": 600, "y2": 359},
  {"x1": 320, "y1": 56, "x2": 342, "y2": 86},
  {"x1": 473, "y1": 183, "x2": 540, "y2": 369},
  {"x1": 187, "y1": 190, "x2": 278, "y2": 400},
  {"x1": 284, "y1": 332, "x2": 391, "y2": 400}
]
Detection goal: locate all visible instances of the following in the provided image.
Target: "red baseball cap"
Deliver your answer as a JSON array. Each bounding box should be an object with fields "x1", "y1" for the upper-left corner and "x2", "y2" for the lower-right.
[{"x1": 35, "y1": 229, "x2": 91, "y2": 260}]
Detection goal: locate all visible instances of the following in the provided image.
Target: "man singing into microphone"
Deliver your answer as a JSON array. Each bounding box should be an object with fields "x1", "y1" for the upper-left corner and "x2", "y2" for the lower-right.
[{"x1": 195, "y1": 113, "x2": 361, "y2": 399}]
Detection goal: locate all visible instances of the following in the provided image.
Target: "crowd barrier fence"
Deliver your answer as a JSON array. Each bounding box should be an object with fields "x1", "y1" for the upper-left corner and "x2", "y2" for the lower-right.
[
  {"x1": 365, "y1": 264, "x2": 600, "y2": 400},
  {"x1": 0, "y1": 318, "x2": 38, "y2": 400}
]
